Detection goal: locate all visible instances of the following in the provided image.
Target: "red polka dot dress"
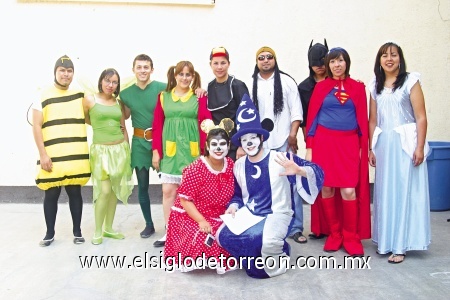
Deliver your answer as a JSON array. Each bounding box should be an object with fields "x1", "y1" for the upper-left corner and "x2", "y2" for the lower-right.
[{"x1": 164, "y1": 156, "x2": 235, "y2": 272}]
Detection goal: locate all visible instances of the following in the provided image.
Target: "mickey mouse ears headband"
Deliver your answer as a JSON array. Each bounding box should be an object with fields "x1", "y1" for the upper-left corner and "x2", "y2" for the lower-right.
[{"x1": 201, "y1": 118, "x2": 235, "y2": 135}]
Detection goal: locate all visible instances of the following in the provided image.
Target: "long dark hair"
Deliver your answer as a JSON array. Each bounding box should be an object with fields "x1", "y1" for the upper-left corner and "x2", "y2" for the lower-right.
[
  {"x1": 374, "y1": 42, "x2": 408, "y2": 94},
  {"x1": 98, "y1": 68, "x2": 120, "y2": 97},
  {"x1": 252, "y1": 62, "x2": 296, "y2": 117}
]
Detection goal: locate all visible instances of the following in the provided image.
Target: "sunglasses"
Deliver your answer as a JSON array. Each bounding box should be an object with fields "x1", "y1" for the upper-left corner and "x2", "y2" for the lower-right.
[{"x1": 257, "y1": 54, "x2": 274, "y2": 61}]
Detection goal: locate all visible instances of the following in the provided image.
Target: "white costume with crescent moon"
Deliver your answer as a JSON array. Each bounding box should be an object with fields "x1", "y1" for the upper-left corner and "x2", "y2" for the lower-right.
[{"x1": 217, "y1": 149, "x2": 324, "y2": 278}]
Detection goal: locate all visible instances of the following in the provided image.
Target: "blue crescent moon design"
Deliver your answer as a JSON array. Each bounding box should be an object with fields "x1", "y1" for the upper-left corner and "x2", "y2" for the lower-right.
[
  {"x1": 251, "y1": 165, "x2": 261, "y2": 179},
  {"x1": 237, "y1": 108, "x2": 257, "y2": 123}
]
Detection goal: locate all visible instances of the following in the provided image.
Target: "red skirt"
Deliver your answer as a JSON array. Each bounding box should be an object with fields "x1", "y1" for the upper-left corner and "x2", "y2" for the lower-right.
[{"x1": 312, "y1": 125, "x2": 360, "y2": 187}]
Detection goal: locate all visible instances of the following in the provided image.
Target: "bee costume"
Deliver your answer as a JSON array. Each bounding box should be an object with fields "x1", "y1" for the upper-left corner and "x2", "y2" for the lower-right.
[
  {"x1": 34, "y1": 55, "x2": 90, "y2": 247},
  {"x1": 35, "y1": 58, "x2": 90, "y2": 189}
]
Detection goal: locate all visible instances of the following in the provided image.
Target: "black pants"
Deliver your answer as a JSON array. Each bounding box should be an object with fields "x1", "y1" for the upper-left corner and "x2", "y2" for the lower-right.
[
  {"x1": 43, "y1": 185, "x2": 83, "y2": 239},
  {"x1": 135, "y1": 167, "x2": 154, "y2": 227}
]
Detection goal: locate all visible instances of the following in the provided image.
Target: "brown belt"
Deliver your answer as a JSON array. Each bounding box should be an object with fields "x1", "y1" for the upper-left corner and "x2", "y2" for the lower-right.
[{"x1": 134, "y1": 127, "x2": 152, "y2": 141}]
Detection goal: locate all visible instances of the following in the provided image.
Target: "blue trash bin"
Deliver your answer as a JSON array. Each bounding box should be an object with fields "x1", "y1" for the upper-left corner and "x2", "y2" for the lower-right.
[{"x1": 427, "y1": 141, "x2": 450, "y2": 211}]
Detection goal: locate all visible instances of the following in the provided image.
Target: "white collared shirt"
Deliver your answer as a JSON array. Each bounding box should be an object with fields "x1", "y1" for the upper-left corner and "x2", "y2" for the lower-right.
[{"x1": 252, "y1": 72, "x2": 303, "y2": 149}]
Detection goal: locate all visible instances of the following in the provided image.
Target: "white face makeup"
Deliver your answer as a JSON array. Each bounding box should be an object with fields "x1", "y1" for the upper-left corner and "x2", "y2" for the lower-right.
[
  {"x1": 208, "y1": 137, "x2": 229, "y2": 160},
  {"x1": 240, "y1": 133, "x2": 261, "y2": 157}
]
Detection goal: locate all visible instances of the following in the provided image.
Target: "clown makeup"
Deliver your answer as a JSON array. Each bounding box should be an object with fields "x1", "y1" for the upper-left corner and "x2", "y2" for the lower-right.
[
  {"x1": 240, "y1": 133, "x2": 262, "y2": 157},
  {"x1": 208, "y1": 136, "x2": 229, "y2": 160}
]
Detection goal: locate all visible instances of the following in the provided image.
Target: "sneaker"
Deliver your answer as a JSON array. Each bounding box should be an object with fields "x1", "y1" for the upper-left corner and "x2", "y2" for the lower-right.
[
  {"x1": 153, "y1": 234, "x2": 166, "y2": 248},
  {"x1": 73, "y1": 236, "x2": 85, "y2": 244},
  {"x1": 39, "y1": 237, "x2": 54, "y2": 247},
  {"x1": 140, "y1": 226, "x2": 156, "y2": 238}
]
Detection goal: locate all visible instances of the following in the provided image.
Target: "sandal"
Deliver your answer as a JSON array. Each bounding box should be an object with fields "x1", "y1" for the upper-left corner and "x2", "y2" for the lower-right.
[
  {"x1": 388, "y1": 254, "x2": 406, "y2": 264},
  {"x1": 291, "y1": 232, "x2": 307, "y2": 244}
]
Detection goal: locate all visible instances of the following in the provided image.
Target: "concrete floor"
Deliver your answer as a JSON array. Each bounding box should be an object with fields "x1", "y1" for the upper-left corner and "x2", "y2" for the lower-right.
[{"x1": 0, "y1": 203, "x2": 449, "y2": 300}]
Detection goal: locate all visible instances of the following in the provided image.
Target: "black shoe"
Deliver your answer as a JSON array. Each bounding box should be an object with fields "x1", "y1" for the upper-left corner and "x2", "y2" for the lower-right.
[
  {"x1": 140, "y1": 226, "x2": 156, "y2": 238},
  {"x1": 39, "y1": 237, "x2": 54, "y2": 247},
  {"x1": 153, "y1": 240, "x2": 165, "y2": 247},
  {"x1": 308, "y1": 233, "x2": 327, "y2": 240},
  {"x1": 73, "y1": 236, "x2": 85, "y2": 244}
]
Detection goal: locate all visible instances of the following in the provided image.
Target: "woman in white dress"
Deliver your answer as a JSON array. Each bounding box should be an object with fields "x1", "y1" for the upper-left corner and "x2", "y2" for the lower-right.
[{"x1": 369, "y1": 42, "x2": 430, "y2": 264}]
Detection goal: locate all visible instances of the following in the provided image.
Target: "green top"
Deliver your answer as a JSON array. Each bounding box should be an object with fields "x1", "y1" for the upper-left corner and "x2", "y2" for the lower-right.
[
  {"x1": 119, "y1": 81, "x2": 166, "y2": 170},
  {"x1": 89, "y1": 100, "x2": 123, "y2": 144},
  {"x1": 119, "y1": 81, "x2": 167, "y2": 129}
]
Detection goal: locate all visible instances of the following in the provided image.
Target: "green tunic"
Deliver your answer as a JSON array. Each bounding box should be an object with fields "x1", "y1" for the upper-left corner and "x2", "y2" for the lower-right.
[
  {"x1": 119, "y1": 81, "x2": 166, "y2": 170},
  {"x1": 160, "y1": 90, "x2": 200, "y2": 178}
]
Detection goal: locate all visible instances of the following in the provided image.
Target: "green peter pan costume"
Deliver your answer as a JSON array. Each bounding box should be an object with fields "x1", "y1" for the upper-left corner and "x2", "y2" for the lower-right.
[
  {"x1": 119, "y1": 80, "x2": 166, "y2": 230},
  {"x1": 119, "y1": 81, "x2": 166, "y2": 169}
]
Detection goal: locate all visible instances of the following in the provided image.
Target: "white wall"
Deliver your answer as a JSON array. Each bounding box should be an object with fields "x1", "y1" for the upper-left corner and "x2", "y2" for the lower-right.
[{"x1": 2, "y1": 0, "x2": 449, "y2": 185}]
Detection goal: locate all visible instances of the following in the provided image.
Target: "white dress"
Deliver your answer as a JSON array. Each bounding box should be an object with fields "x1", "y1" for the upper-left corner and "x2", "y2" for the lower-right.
[{"x1": 370, "y1": 72, "x2": 431, "y2": 254}]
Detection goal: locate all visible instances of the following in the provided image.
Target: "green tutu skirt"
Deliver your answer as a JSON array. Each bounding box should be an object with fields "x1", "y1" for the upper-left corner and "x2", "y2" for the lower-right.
[{"x1": 90, "y1": 141, "x2": 134, "y2": 203}]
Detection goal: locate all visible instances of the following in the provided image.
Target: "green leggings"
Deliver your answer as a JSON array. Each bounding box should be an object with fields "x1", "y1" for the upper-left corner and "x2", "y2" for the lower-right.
[{"x1": 94, "y1": 180, "x2": 120, "y2": 237}]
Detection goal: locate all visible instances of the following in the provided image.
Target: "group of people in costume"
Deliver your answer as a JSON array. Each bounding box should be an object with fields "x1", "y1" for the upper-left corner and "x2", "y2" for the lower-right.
[{"x1": 32, "y1": 40, "x2": 430, "y2": 278}]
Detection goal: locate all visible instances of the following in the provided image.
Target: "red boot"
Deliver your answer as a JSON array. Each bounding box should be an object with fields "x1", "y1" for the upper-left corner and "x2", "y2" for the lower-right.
[
  {"x1": 321, "y1": 196, "x2": 343, "y2": 252},
  {"x1": 342, "y1": 200, "x2": 364, "y2": 256}
]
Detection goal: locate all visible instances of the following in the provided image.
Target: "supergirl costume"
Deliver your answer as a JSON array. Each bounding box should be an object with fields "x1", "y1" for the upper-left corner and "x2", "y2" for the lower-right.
[
  {"x1": 207, "y1": 75, "x2": 249, "y2": 160},
  {"x1": 306, "y1": 77, "x2": 371, "y2": 253},
  {"x1": 152, "y1": 89, "x2": 212, "y2": 183},
  {"x1": 89, "y1": 97, "x2": 133, "y2": 203},
  {"x1": 164, "y1": 157, "x2": 234, "y2": 273},
  {"x1": 370, "y1": 73, "x2": 430, "y2": 255}
]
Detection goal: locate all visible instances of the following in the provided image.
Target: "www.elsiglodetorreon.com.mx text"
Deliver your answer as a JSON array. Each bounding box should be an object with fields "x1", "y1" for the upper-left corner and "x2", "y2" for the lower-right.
[{"x1": 79, "y1": 252, "x2": 371, "y2": 271}]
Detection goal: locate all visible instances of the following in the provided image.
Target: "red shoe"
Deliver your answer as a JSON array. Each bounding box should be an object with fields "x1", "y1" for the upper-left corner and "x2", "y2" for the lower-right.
[
  {"x1": 321, "y1": 196, "x2": 343, "y2": 252},
  {"x1": 342, "y1": 200, "x2": 364, "y2": 256}
]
